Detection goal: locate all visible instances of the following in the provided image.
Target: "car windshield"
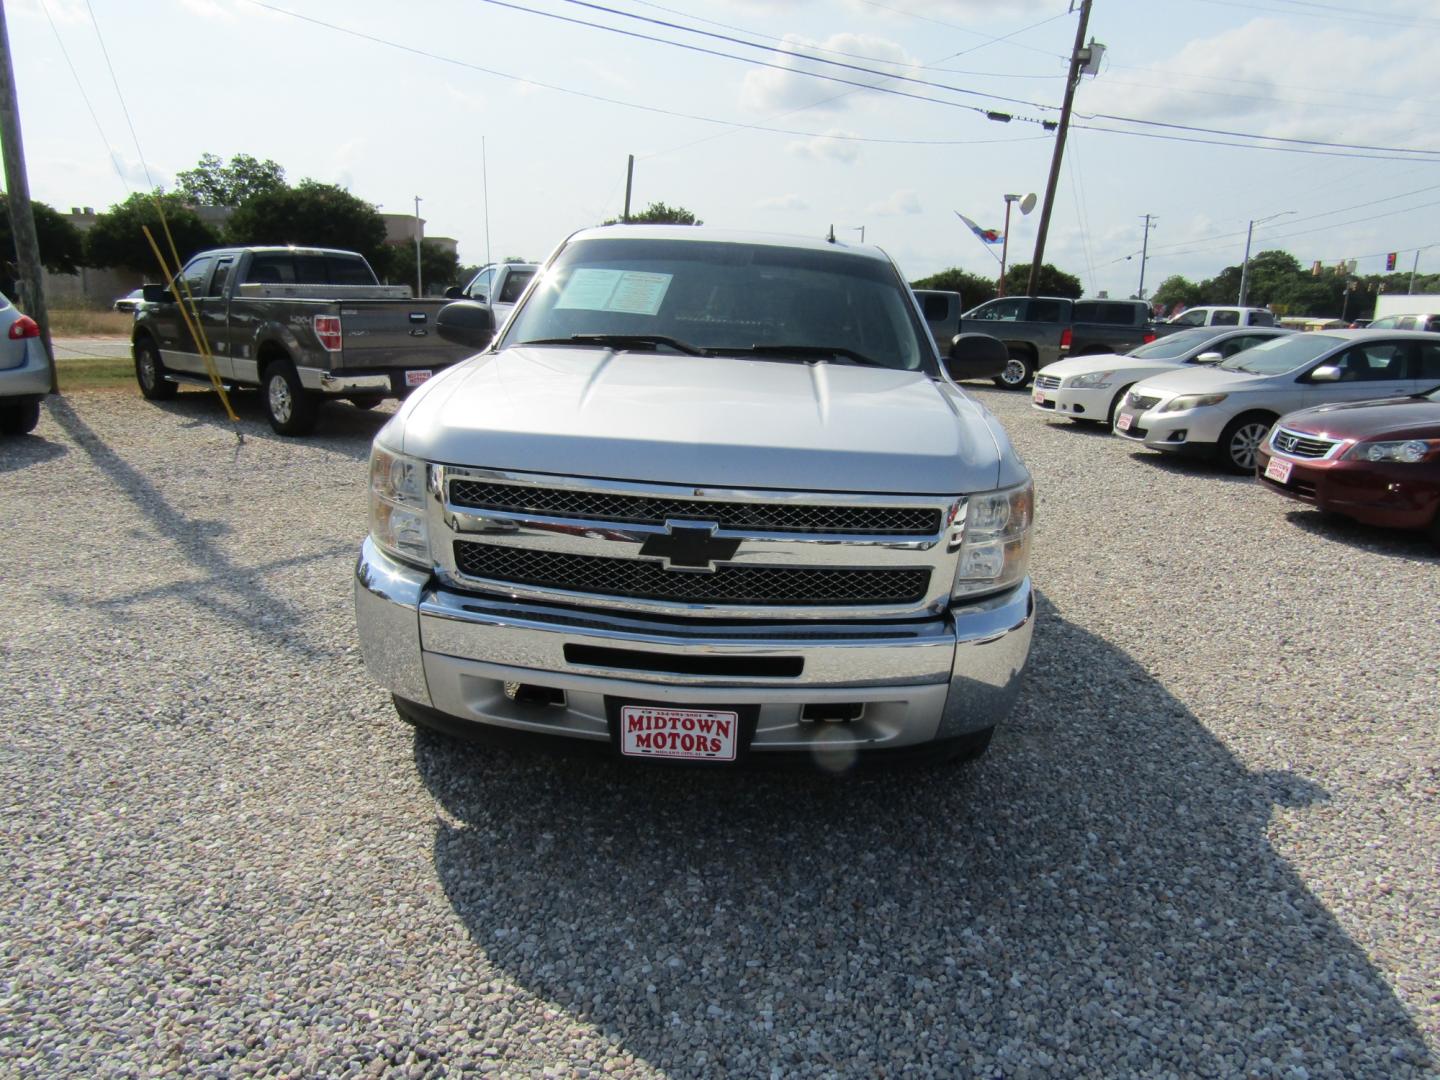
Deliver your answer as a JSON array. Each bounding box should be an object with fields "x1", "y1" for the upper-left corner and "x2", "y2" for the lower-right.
[
  {"x1": 1126, "y1": 328, "x2": 1219, "y2": 359},
  {"x1": 1219, "y1": 333, "x2": 1342, "y2": 375},
  {"x1": 503, "y1": 236, "x2": 931, "y2": 372}
]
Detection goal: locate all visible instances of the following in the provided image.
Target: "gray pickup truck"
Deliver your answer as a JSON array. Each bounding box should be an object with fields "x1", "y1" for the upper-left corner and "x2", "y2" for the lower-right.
[
  {"x1": 133, "y1": 246, "x2": 471, "y2": 434},
  {"x1": 960, "y1": 296, "x2": 1156, "y2": 390}
]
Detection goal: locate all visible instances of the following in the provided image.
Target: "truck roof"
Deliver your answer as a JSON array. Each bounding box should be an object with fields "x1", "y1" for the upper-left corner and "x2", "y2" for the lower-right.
[{"x1": 567, "y1": 225, "x2": 894, "y2": 263}]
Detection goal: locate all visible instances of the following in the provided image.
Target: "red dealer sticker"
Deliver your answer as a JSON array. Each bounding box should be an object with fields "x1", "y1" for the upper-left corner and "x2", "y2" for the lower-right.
[
  {"x1": 619, "y1": 705, "x2": 740, "y2": 762},
  {"x1": 405, "y1": 369, "x2": 433, "y2": 388}
]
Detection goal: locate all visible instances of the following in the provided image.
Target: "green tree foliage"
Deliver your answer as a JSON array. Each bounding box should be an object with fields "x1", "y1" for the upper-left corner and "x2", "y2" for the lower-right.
[
  {"x1": 84, "y1": 191, "x2": 221, "y2": 274},
  {"x1": 1003, "y1": 262, "x2": 1082, "y2": 299},
  {"x1": 175, "y1": 152, "x2": 287, "y2": 206},
  {"x1": 603, "y1": 201, "x2": 703, "y2": 225},
  {"x1": 1151, "y1": 275, "x2": 1203, "y2": 313},
  {"x1": 226, "y1": 180, "x2": 388, "y2": 267},
  {"x1": 909, "y1": 267, "x2": 1000, "y2": 309},
  {"x1": 0, "y1": 194, "x2": 86, "y2": 276},
  {"x1": 385, "y1": 239, "x2": 462, "y2": 292}
]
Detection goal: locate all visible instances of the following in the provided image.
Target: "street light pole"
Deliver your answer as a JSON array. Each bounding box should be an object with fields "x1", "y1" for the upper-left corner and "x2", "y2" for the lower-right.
[
  {"x1": 1137, "y1": 214, "x2": 1156, "y2": 300},
  {"x1": 999, "y1": 194, "x2": 1019, "y2": 298},
  {"x1": 1237, "y1": 209, "x2": 1295, "y2": 307},
  {"x1": 413, "y1": 195, "x2": 423, "y2": 298}
]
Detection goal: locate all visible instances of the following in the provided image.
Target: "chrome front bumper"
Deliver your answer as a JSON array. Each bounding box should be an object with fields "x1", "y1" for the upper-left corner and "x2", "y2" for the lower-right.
[{"x1": 354, "y1": 537, "x2": 1034, "y2": 754}]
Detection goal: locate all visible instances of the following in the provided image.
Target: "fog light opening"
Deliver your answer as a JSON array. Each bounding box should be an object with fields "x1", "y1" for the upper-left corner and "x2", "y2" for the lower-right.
[
  {"x1": 1168, "y1": 429, "x2": 1187, "y2": 442},
  {"x1": 802, "y1": 702, "x2": 865, "y2": 723},
  {"x1": 504, "y1": 682, "x2": 567, "y2": 707}
]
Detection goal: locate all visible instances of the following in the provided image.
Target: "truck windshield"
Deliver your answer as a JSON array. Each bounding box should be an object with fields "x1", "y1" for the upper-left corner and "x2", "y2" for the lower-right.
[{"x1": 504, "y1": 237, "x2": 932, "y2": 372}]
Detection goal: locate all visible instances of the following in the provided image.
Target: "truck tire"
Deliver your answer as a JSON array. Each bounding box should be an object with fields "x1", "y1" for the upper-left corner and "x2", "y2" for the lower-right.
[
  {"x1": 134, "y1": 338, "x2": 177, "y2": 401},
  {"x1": 993, "y1": 349, "x2": 1034, "y2": 390},
  {"x1": 263, "y1": 359, "x2": 319, "y2": 436},
  {"x1": 0, "y1": 398, "x2": 40, "y2": 435},
  {"x1": 1218, "y1": 412, "x2": 1276, "y2": 474}
]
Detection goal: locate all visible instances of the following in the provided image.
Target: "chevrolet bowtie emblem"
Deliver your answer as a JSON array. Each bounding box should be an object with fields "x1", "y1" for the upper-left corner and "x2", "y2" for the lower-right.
[{"x1": 639, "y1": 522, "x2": 741, "y2": 572}]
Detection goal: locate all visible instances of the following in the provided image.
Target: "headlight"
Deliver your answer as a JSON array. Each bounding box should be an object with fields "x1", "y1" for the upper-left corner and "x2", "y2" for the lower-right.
[
  {"x1": 1162, "y1": 393, "x2": 1228, "y2": 412},
  {"x1": 369, "y1": 444, "x2": 431, "y2": 568},
  {"x1": 1342, "y1": 439, "x2": 1440, "y2": 464},
  {"x1": 952, "y1": 479, "x2": 1033, "y2": 600},
  {"x1": 1068, "y1": 370, "x2": 1115, "y2": 389}
]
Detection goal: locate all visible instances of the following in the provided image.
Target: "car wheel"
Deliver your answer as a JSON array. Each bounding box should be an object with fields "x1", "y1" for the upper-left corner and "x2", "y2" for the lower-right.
[
  {"x1": 1107, "y1": 384, "x2": 1134, "y2": 426},
  {"x1": 992, "y1": 350, "x2": 1033, "y2": 390},
  {"x1": 1218, "y1": 413, "x2": 1275, "y2": 474},
  {"x1": 134, "y1": 338, "x2": 176, "y2": 401},
  {"x1": 0, "y1": 398, "x2": 40, "y2": 435},
  {"x1": 1427, "y1": 509, "x2": 1440, "y2": 550},
  {"x1": 349, "y1": 394, "x2": 385, "y2": 411},
  {"x1": 263, "y1": 359, "x2": 318, "y2": 436}
]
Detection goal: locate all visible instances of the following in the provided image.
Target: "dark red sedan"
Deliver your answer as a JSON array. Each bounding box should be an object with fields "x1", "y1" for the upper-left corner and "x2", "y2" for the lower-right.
[{"x1": 1256, "y1": 386, "x2": 1440, "y2": 546}]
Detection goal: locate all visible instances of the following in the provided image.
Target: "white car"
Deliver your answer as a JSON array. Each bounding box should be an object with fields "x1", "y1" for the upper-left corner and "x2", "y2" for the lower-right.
[
  {"x1": 1113, "y1": 330, "x2": 1440, "y2": 472},
  {"x1": 1031, "y1": 326, "x2": 1291, "y2": 425},
  {"x1": 0, "y1": 292, "x2": 49, "y2": 436}
]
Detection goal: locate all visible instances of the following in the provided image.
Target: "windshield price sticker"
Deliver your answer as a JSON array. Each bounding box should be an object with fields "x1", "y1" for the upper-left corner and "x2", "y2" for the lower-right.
[
  {"x1": 1265, "y1": 457, "x2": 1293, "y2": 484},
  {"x1": 556, "y1": 269, "x2": 672, "y2": 315},
  {"x1": 620, "y1": 706, "x2": 739, "y2": 761}
]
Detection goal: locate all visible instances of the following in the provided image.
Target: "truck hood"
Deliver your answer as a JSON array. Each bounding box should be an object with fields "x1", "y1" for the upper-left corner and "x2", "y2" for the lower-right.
[{"x1": 395, "y1": 345, "x2": 1002, "y2": 493}]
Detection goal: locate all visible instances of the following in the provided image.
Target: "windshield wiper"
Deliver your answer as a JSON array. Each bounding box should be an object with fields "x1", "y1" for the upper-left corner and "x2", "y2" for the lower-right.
[
  {"x1": 721, "y1": 344, "x2": 884, "y2": 367},
  {"x1": 518, "y1": 333, "x2": 706, "y2": 356}
]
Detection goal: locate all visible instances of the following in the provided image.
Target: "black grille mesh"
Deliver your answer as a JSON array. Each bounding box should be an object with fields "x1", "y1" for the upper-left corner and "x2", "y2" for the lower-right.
[
  {"x1": 453, "y1": 542, "x2": 930, "y2": 607},
  {"x1": 448, "y1": 480, "x2": 940, "y2": 535},
  {"x1": 1128, "y1": 393, "x2": 1162, "y2": 410}
]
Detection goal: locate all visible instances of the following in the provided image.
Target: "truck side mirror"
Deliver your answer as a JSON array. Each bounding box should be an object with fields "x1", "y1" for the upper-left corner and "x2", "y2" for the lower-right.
[
  {"x1": 142, "y1": 284, "x2": 173, "y2": 304},
  {"x1": 944, "y1": 332, "x2": 1008, "y2": 381},
  {"x1": 436, "y1": 300, "x2": 496, "y2": 350}
]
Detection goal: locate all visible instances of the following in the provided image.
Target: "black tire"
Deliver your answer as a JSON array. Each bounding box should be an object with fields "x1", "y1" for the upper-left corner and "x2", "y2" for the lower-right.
[
  {"x1": 992, "y1": 349, "x2": 1034, "y2": 390},
  {"x1": 262, "y1": 358, "x2": 319, "y2": 436},
  {"x1": 0, "y1": 398, "x2": 40, "y2": 436},
  {"x1": 349, "y1": 394, "x2": 385, "y2": 411},
  {"x1": 1427, "y1": 509, "x2": 1440, "y2": 550},
  {"x1": 936, "y1": 726, "x2": 994, "y2": 763},
  {"x1": 1107, "y1": 384, "x2": 1134, "y2": 426},
  {"x1": 134, "y1": 337, "x2": 176, "y2": 401},
  {"x1": 1218, "y1": 412, "x2": 1276, "y2": 474}
]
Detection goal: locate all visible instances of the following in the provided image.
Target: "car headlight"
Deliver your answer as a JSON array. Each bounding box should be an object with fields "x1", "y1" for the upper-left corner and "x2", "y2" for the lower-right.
[
  {"x1": 1068, "y1": 370, "x2": 1115, "y2": 389},
  {"x1": 1341, "y1": 439, "x2": 1440, "y2": 464},
  {"x1": 1162, "y1": 393, "x2": 1228, "y2": 412},
  {"x1": 952, "y1": 479, "x2": 1033, "y2": 600},
  {"x1": 369, "y1": 444, "x2": 431, "y2": 568}
]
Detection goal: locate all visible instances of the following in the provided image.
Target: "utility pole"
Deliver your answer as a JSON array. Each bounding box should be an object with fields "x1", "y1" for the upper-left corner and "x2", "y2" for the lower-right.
[
  {"x1": 1136, "y1": 214, "x2": 1156, "y2": 300},
  {"x1": 1027, "y1": 0, "x2": 1093, "y2": 298},
  {"x1": 623, "y1": 154, "x2": 634, "y2": 223},
  {"x1": 1410, "y1": 249, "x2": 1421, "y2": 294},
  {"x1": 481, "y1": 136, "x2": 492, "y2": 267},
  {"x1": 0, "y1": 0, "x2": 56, "y2": 392},
  {"x1": 1237, "y1": 209, "x2": 1295, "y2": 306},
  {"x1": 413, "y1": 195, "x2": 423, "y2": 298}
]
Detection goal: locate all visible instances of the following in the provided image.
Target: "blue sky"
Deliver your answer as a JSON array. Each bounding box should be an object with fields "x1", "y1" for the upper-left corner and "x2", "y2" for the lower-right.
[{"x1": 10, "y1": 0, "x2": 1440, "y2": 300}]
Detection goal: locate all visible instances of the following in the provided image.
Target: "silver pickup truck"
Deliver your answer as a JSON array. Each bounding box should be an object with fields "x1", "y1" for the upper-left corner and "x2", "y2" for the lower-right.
[
  {"x1": 354, "y1": 227, "x2": 1035, "y2": 767},
  {"x1": 132, "y1": 246, "x2": 471, "y2": 434}
]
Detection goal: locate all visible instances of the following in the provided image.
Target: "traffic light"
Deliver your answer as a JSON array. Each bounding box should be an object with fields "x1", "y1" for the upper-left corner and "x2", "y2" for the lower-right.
[{"x1": 1386, "y1": 252, "x2": 1397, "y2": 272}]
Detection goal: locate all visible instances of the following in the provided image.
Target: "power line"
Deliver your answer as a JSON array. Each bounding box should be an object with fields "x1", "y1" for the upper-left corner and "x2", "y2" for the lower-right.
[
  {"x1": 1082, "y1": 111, "x2": 1440, "y2": 157},
  {"x1": 1186, "y1": 0, "x2": 1440, "y2": 29},
  {"x1": 1073, "y1": 122, "x2": 1440, "y2": 162},
  {"x1": 39, "y1": 0, "x2": 129, "y2": 191}
]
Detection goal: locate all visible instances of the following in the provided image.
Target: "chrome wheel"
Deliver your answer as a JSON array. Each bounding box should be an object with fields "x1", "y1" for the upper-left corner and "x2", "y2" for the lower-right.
[
  {"x1": 1226, "y1": 421, "x2": 1269, "y2": 471},
  {"x1": 268, "y1": 374, "x2": 293, "y2": 425},
  {"x1": 138, "y1": 352, "x2": 157, "y2": 391},
  {"x1": 995, "y1": 355, "x2": 1031, "y2": 389}
]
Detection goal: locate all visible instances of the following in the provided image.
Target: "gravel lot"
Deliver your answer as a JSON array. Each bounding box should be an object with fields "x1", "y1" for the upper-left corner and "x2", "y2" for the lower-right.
[{"x1": 2, "y1": 379, "x2": 1436, "y2": 1078}]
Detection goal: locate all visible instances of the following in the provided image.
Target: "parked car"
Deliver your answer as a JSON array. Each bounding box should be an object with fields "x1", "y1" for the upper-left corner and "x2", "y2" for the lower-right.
[
  {"x1": 0, "y1": 292, "x2": 48, "y2": 436},
  {"x1": 959, "y1": 296, "x2": 1155, "y2": 389},
  {"x1": 112, "y1": 288, "x2": 146, "y2": 313},
  {"x1": 1113, "y1": 330, "x2": 1440, "y2": 472},
  {"x1": 1257, "y1": 387, "x2": 1440, "y2": 546},
  {"x1": 1367, "y1": 313, "x2": 1440, "y2": 333},
  {"x1": 1032, "y1": 325, "x2": 1292, "y2": 425},
  {"x1": 1152, "y1": 305, "x2": 1276, "y2": 338},
  {"x1": 355, "y1": 226, "x2": 1033, "y2": 765}
]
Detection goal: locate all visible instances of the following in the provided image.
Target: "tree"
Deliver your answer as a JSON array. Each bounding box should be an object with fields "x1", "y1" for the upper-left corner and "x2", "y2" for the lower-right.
[
  {"x1": 909, "y1": 267, "x2": 999, "y2": 308},
  {"x1": 175, "y1": 152, "x2": 287, "y2": 206},
  {"x1": 603, "y1": 200, "x2": 703, "y2": 226},
  {"x1": 385, "y1": 239, "x2": 462, "y2": 292},
  {"x1": 225, "y1": 180, "x2": 388, "y2": 266},
  {"x1": 0, "y1": 195, "x2": 86, "y2": 298},
  {"x1": 84, "y1": 191, "x2": 221, "y2": 274},
  {"x1": 1003, "y1": 262, "x2": 1082, "y2": 298},
  {"x1": 1151, "y1": 275, "x2": 1202, "y2": 313}
]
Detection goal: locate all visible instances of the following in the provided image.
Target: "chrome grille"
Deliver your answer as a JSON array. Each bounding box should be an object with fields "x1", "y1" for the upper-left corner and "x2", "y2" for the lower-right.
[
  {"x1": 1128, "y1": 392, "x2": 1162, "y2": 410},
  {"x1": 453, "y1": 542, "x2": 931, "y2": 607},
  {"x1": 1271, "y1": 428, "x2": 1338, "y2": 459},
  {"x1": 1034, "y1": 374, "x2": 1062, "y2": 391},
  {"x1": 448, "y1": 480, "x2": 941, "y2": 535}
]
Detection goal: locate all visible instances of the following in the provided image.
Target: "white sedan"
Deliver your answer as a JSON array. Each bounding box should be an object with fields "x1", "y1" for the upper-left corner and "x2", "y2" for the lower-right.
[{"x1": 1030, "y1": 326, "x2": 1291, "y2": 425}]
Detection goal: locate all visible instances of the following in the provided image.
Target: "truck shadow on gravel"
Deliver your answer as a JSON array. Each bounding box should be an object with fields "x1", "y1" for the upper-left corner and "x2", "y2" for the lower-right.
[
  {"x1": 0, "y1": 430, "x2": 68, "y2": 472},
  {"x1": 414, "y1": 597, "x2": 1435, "y2": 1077},
  {"x1": 146, "y1": 388, "x2": 391, "y2": 460}
]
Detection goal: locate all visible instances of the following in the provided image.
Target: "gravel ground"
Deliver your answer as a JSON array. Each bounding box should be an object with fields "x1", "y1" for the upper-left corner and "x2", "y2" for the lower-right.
[{"x1": 1, "y1": 381, "x2": 1436, "y2": 1078}]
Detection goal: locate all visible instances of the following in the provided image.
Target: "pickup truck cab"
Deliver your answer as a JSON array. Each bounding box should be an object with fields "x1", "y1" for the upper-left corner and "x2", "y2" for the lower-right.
[
  {"x1": 913, "y1": 288, "x2": 962, "y2": 350},
  {"x1": 355, "y1": 227, "x2": 1035, "y2": 767},
  {"x1": 1153, "y1": 305, "x2": 1276, "y2": 337},
  {"x1": 133, "y1": 246, "x2": 472, "y2": 434},
  {"x1": 445, "y1": 261, "x2": 539, "y2": 328},
  {"x1": 960, "y1": 296, "x2": 1154, "y2": 390}
]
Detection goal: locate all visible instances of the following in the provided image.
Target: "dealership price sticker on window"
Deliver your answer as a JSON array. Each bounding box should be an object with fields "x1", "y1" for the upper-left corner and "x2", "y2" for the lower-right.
[
  {"x1": 556, "y1": 269, "x2": 673, "y2": 315},
  {"x1": 619, "y1": 705, "x2": 739, "y2": 761}
]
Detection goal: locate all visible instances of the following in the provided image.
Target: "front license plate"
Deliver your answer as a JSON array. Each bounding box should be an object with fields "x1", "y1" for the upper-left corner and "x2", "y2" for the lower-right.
[
  {"x1": 1032, "y1": 389, "x2": 1046, "y2": 404},
  {"x1": 1116, "y1": 411, "x2": 1133, "y2": 431},
  {"x1": 619, "y1": 705, "x2": 739, "y2": 762},
  {"x1": 1265, "y1": 456, "x2": 1293, "y2": 483},
  {"x1": 405, "y1": 369, "x2": 433, "y2": 388}
]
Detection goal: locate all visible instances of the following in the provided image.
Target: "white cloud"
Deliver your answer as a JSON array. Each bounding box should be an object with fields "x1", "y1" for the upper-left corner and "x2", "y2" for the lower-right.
[
  {"x1": 742, "y1": 33, "x2": 920, "y2": 114},
  {"x1": 757, "y1": 193, "x2": 810, "y2": 211},
  {"x1": 444, "y1": 84, "x2": 489, "y2": 113},
  {"x1": 788, "y1": 130, "x2": 862, "y2": 164},
  {"x1": 868, "y1": 189, "x2": 922, "y2": 216}
]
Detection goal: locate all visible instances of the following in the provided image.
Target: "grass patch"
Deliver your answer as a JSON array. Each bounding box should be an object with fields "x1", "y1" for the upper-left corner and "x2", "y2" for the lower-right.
[
  {"x1": 57, "y1": 355, "x2": 133, "y2": 391},
  {"x1": 48, "y1": 308, "x2": 134, "y2": 337}
]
